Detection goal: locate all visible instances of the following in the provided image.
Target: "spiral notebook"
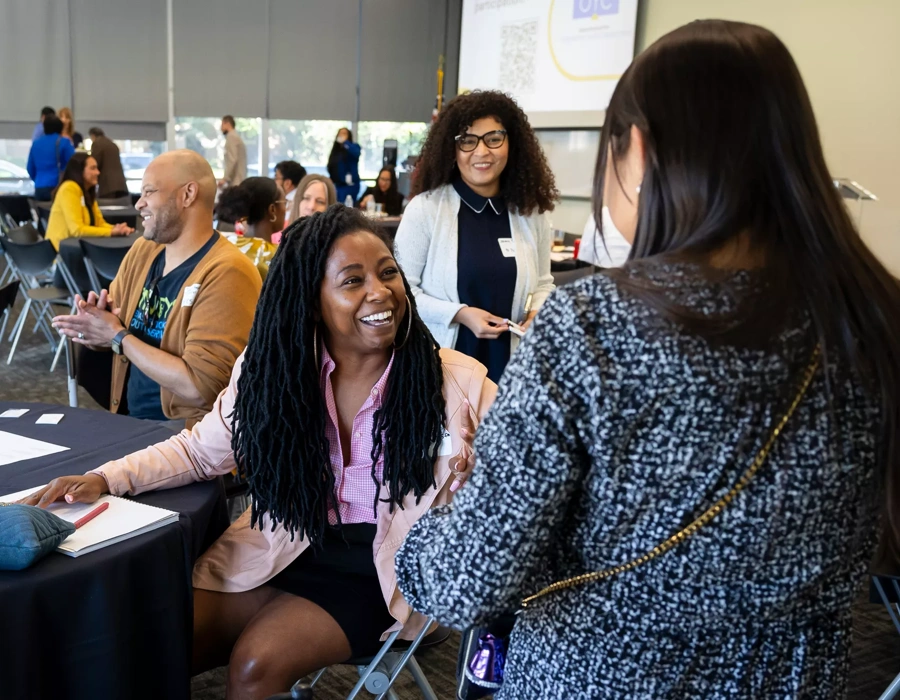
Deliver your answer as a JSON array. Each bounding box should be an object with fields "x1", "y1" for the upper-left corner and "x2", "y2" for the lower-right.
[{"x1": 0, "y1": 486, "x2": 179, "y2": 557}]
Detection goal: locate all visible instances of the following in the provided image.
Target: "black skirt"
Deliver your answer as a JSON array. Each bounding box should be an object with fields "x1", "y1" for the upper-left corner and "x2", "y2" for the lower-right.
[{"x1": 266, "y1": 523, "x2": 396, "y2": 657}]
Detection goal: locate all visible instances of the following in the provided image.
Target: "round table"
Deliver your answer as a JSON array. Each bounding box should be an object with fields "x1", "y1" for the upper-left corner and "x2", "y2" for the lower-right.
[
  {"x1": 0, "y1": 402, "x2": 229, "y2": 700},
  {"x1": 58, "y1": 232, "x2": 140, "y2": 295}
]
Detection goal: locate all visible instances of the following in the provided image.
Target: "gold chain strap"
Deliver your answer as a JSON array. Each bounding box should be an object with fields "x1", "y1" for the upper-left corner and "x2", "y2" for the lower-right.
[{"x1": 520, "y1": 345, "x2": 820, "y2": 610}]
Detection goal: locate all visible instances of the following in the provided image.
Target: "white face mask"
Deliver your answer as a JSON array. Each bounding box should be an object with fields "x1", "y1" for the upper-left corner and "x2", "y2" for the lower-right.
[{"x1": 578, "y1": 206, "x2": 632, "y2": 268}]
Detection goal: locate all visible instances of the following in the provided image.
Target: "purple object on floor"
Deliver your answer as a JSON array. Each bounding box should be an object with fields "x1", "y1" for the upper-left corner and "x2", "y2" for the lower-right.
[{"x1": 466, "y1": 633, "x2": 506, "y2": 689}]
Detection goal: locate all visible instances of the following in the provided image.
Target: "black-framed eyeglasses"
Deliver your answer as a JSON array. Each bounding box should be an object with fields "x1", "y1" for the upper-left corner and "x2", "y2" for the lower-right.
[
  {"x1": 454, "y1": 130, "x2": 508, "y2": 152},
  {"x1": 138, "y1": 275, "x2": 162, "y2": 329}
]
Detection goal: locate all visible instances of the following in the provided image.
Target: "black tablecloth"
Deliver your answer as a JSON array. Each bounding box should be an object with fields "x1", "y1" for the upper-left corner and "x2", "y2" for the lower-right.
[
  {"x1": 58, "y1": 232, "x2": 139, "y2": 295},
  {"x1": 0, "y1": 402, "x2": 229, "y2": 700}
]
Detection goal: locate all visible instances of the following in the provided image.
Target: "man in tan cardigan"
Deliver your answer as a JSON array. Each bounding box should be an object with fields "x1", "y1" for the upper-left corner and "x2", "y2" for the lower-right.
[{"x1": 52, "y1": 150, "x2": 262, "y2": 428}]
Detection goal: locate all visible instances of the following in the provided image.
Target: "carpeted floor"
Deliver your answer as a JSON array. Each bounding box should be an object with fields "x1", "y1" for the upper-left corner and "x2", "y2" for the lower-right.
[{"x1": 1, "y1": 294, "x2": 898, "y2": 699}]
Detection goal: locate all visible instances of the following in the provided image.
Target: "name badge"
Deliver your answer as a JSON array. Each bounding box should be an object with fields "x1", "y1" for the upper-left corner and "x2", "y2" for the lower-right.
[
  {"x1": 438, "y1": 428, "x2": 453, "y2": 457},
  {"x1": 498, "y1": 238, "x2": 516, "y2": 257},
  {"x1": 181, "y1": 283, "x2": 200, "y2": 307}
]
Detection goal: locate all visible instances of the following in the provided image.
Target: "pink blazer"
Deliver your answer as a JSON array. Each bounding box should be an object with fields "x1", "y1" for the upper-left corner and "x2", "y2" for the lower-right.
[{"x1": 92, "y1": 347, "x2": 496, "y2": 641}]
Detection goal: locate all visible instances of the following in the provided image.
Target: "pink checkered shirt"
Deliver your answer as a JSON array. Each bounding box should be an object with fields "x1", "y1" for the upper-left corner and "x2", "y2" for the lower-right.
[{"x1": 320, "y1": 346, "x2": 395, "y2": 525}]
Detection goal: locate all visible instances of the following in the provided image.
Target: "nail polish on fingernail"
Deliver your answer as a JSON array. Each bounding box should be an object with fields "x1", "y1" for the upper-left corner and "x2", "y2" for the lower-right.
[{"x1": 450, "y1": 480, "x2": 460, "y2": 493}]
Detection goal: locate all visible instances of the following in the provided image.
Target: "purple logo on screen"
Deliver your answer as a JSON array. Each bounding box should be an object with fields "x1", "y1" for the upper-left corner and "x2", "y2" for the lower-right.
[{"x1": 573, "y1": 0, "x2": 619, "y2": 18}]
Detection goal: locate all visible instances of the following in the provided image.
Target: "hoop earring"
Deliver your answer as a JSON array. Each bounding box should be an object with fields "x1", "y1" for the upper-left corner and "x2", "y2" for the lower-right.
[
  {"x1": 269, "y1": 213, "x2": 278, "y2": 223},
  {"x1": 312, "y1": 324, "x2": 320, "y2": 367},
  {"x1": 394, "y1": 295, "x2": 413, "y2": 349}
]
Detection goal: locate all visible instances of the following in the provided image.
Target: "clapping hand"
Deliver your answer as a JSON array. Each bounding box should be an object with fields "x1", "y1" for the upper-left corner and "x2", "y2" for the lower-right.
[{"x1": 53, "y1": 290, "x2": 124, "y2": 346}]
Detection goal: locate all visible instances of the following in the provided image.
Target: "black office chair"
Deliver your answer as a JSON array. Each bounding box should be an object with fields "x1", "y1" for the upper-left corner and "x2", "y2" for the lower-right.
[{"x1": 79, "y1": 238, "x2": 131, "y2": 292}]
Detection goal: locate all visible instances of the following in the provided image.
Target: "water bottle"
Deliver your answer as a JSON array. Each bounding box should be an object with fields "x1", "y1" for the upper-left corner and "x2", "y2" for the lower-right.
[{"x1": 344, "y1": 194, "x2": 353, "y2": 208}]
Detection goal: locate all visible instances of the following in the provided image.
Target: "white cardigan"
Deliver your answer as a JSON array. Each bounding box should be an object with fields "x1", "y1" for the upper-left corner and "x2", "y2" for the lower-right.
[{"x1": 394, "y1": 184, "x2": 555, "y2": 352}]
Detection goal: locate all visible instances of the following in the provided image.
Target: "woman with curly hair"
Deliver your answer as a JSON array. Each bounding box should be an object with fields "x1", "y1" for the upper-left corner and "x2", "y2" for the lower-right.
[
  {"x1": 395, "y1": 90, "x2": 558, "y2": 382},
  {"x1": 25, "y1": 205, "x2": 496, "y2": 699}
]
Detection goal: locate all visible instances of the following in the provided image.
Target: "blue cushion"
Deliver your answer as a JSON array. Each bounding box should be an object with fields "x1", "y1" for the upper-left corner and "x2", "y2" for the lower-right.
[{"x1": 0, "y1": 503, "x2": 75, "y2": 570}]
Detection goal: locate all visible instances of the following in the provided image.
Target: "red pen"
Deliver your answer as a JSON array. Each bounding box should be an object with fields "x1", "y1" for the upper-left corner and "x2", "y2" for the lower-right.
[{"x1": 73, "y1": 502, "x2": 109, "y2": 529}]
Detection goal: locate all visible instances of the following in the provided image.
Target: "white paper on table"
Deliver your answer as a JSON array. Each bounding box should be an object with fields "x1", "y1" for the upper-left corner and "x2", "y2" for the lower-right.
[
  {"x1": 0, "y1": 409, "x2": 29, "y2": 418},
  {"x1": 0, "y1": 430, "x2": 69, "y2": 466},
  {"x1": 0, "y1": 486, "x2": 179, "y2": 557},
  {"x1": 35, "y1": 414, "x2": 64, "y2": 425}
]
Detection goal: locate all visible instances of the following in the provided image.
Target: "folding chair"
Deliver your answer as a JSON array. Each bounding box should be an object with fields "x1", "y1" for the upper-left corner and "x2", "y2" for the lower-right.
[
  {"x1": 79, "y1": 238, "x2": 131, "y2": 293},
  {"x1": 0, "y1": 238, "x2": 79, "y2": 369},
  {"x1": 27, "y1": 198, "x2": 50, "y2": 235},
  {"x1": 6, "y1": 222, "x2": 41, "y2": 244},
  {"x1": 0, "y1": 280, "x2": 20, "y2": 346},
  {"x1": 871, "y1": 574, "x2": 900, "y2": 700},
  {"x1": 0, "y1": 225, "x2": 55, "y2": 340},
  {"x1": 276, "y1": 618, "x2": 446, "y2": 700}
]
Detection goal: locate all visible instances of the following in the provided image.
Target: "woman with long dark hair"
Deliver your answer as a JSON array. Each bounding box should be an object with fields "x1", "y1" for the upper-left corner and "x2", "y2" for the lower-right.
[
  {"x1": 26, "y1": 206, "x2": 496, "y2": 699},
  {"x1": 394, "y1": 90, "x2": 558, "y2": 382},
  {"x1": 327, "y1": 127, "x2": 361, "y2": 205},
  {"x1": 359, "y1": 167, "x2": 404, "y2": 216},
  {"x1": 396, "y1": 20, "x2": 900, "y2": 698},
  {"x1": 45, "y1": 152, "x2": 133, "y2": 250}
]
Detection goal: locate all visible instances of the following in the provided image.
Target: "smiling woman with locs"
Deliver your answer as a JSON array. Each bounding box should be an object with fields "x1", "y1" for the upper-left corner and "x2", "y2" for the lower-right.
[
  {"x1": 23, "y1": 205, "x2": 497, "y2": 700},
  {"x1": 394, "y1": 90, "x2": 559, "y2": 383}
]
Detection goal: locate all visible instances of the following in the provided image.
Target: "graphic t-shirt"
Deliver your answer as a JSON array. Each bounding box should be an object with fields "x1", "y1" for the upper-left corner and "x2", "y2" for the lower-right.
[{"x1": 125, "y1": 232, "x2": 218, "y2": 420}]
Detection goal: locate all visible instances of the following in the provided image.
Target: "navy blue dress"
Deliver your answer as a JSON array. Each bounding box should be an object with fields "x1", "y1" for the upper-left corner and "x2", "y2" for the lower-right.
[{"x1": 453, "y1": 177, "x2": 517, "y2": 383}]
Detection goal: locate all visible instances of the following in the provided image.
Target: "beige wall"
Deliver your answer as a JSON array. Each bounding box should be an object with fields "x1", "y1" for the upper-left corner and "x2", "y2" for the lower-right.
[{"x1": 636, "y1": 0, "x2": 900, "y2": 274}]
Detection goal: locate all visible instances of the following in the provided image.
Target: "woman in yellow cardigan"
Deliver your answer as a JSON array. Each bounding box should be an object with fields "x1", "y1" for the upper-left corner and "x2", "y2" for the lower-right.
[{"x1": 46, "y1": 152, "x2": 133, "y2": 250}]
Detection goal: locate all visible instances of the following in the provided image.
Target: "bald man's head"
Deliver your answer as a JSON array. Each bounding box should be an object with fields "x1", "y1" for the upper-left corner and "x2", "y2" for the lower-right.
[{"x1": 137, "y1": 150, "x2": 217, "y2": 244}]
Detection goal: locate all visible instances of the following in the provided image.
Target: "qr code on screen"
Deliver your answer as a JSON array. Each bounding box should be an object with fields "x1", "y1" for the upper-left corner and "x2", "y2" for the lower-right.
[{"x1": 498, "y1": 20, "x2": 537, "y2": 95}]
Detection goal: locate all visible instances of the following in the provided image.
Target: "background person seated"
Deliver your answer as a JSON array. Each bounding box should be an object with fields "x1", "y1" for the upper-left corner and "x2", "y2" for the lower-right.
[
  {"x1": 88, "y1": 127, "x2": 129, "y2": 199},
  {"x1": 216, "y1": 177, "x2": 286, "y2": 279},
  {"x1": 31, "y1": 206, "x2": 496, "y2": 699},
  {"x1": 274, "y1": 160, "x2": 307, "y2": 228},
  {"x1": 26, "y1": 115, "x2": 74, "y2": 201},
  {"x1": 45, "y1": 153, "x2": 134, "y2": 250},
  {"x1": 358, "y1": 167, "x2": 404, "y2": 216},
  {"x1": 286, "y1": 173, "x2": 337, "y2": 229},
  {"x1": 52, "y1": 150, "x2": 261, "y2": 429}
]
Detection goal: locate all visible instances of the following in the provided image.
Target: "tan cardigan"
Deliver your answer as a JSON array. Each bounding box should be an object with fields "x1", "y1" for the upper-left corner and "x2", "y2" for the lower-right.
[
  {"x1": 109, "y1": 233, "x2": 262, "y2": 427},
  {"x1": 92, "y1": 348, "x2": 496, "y2": 641}
]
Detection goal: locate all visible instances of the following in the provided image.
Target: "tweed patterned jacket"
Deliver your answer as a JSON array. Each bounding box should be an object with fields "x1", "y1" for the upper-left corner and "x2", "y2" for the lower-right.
[{"x1": 395, "y1": 263, "x2": 881, "y2": 699}]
